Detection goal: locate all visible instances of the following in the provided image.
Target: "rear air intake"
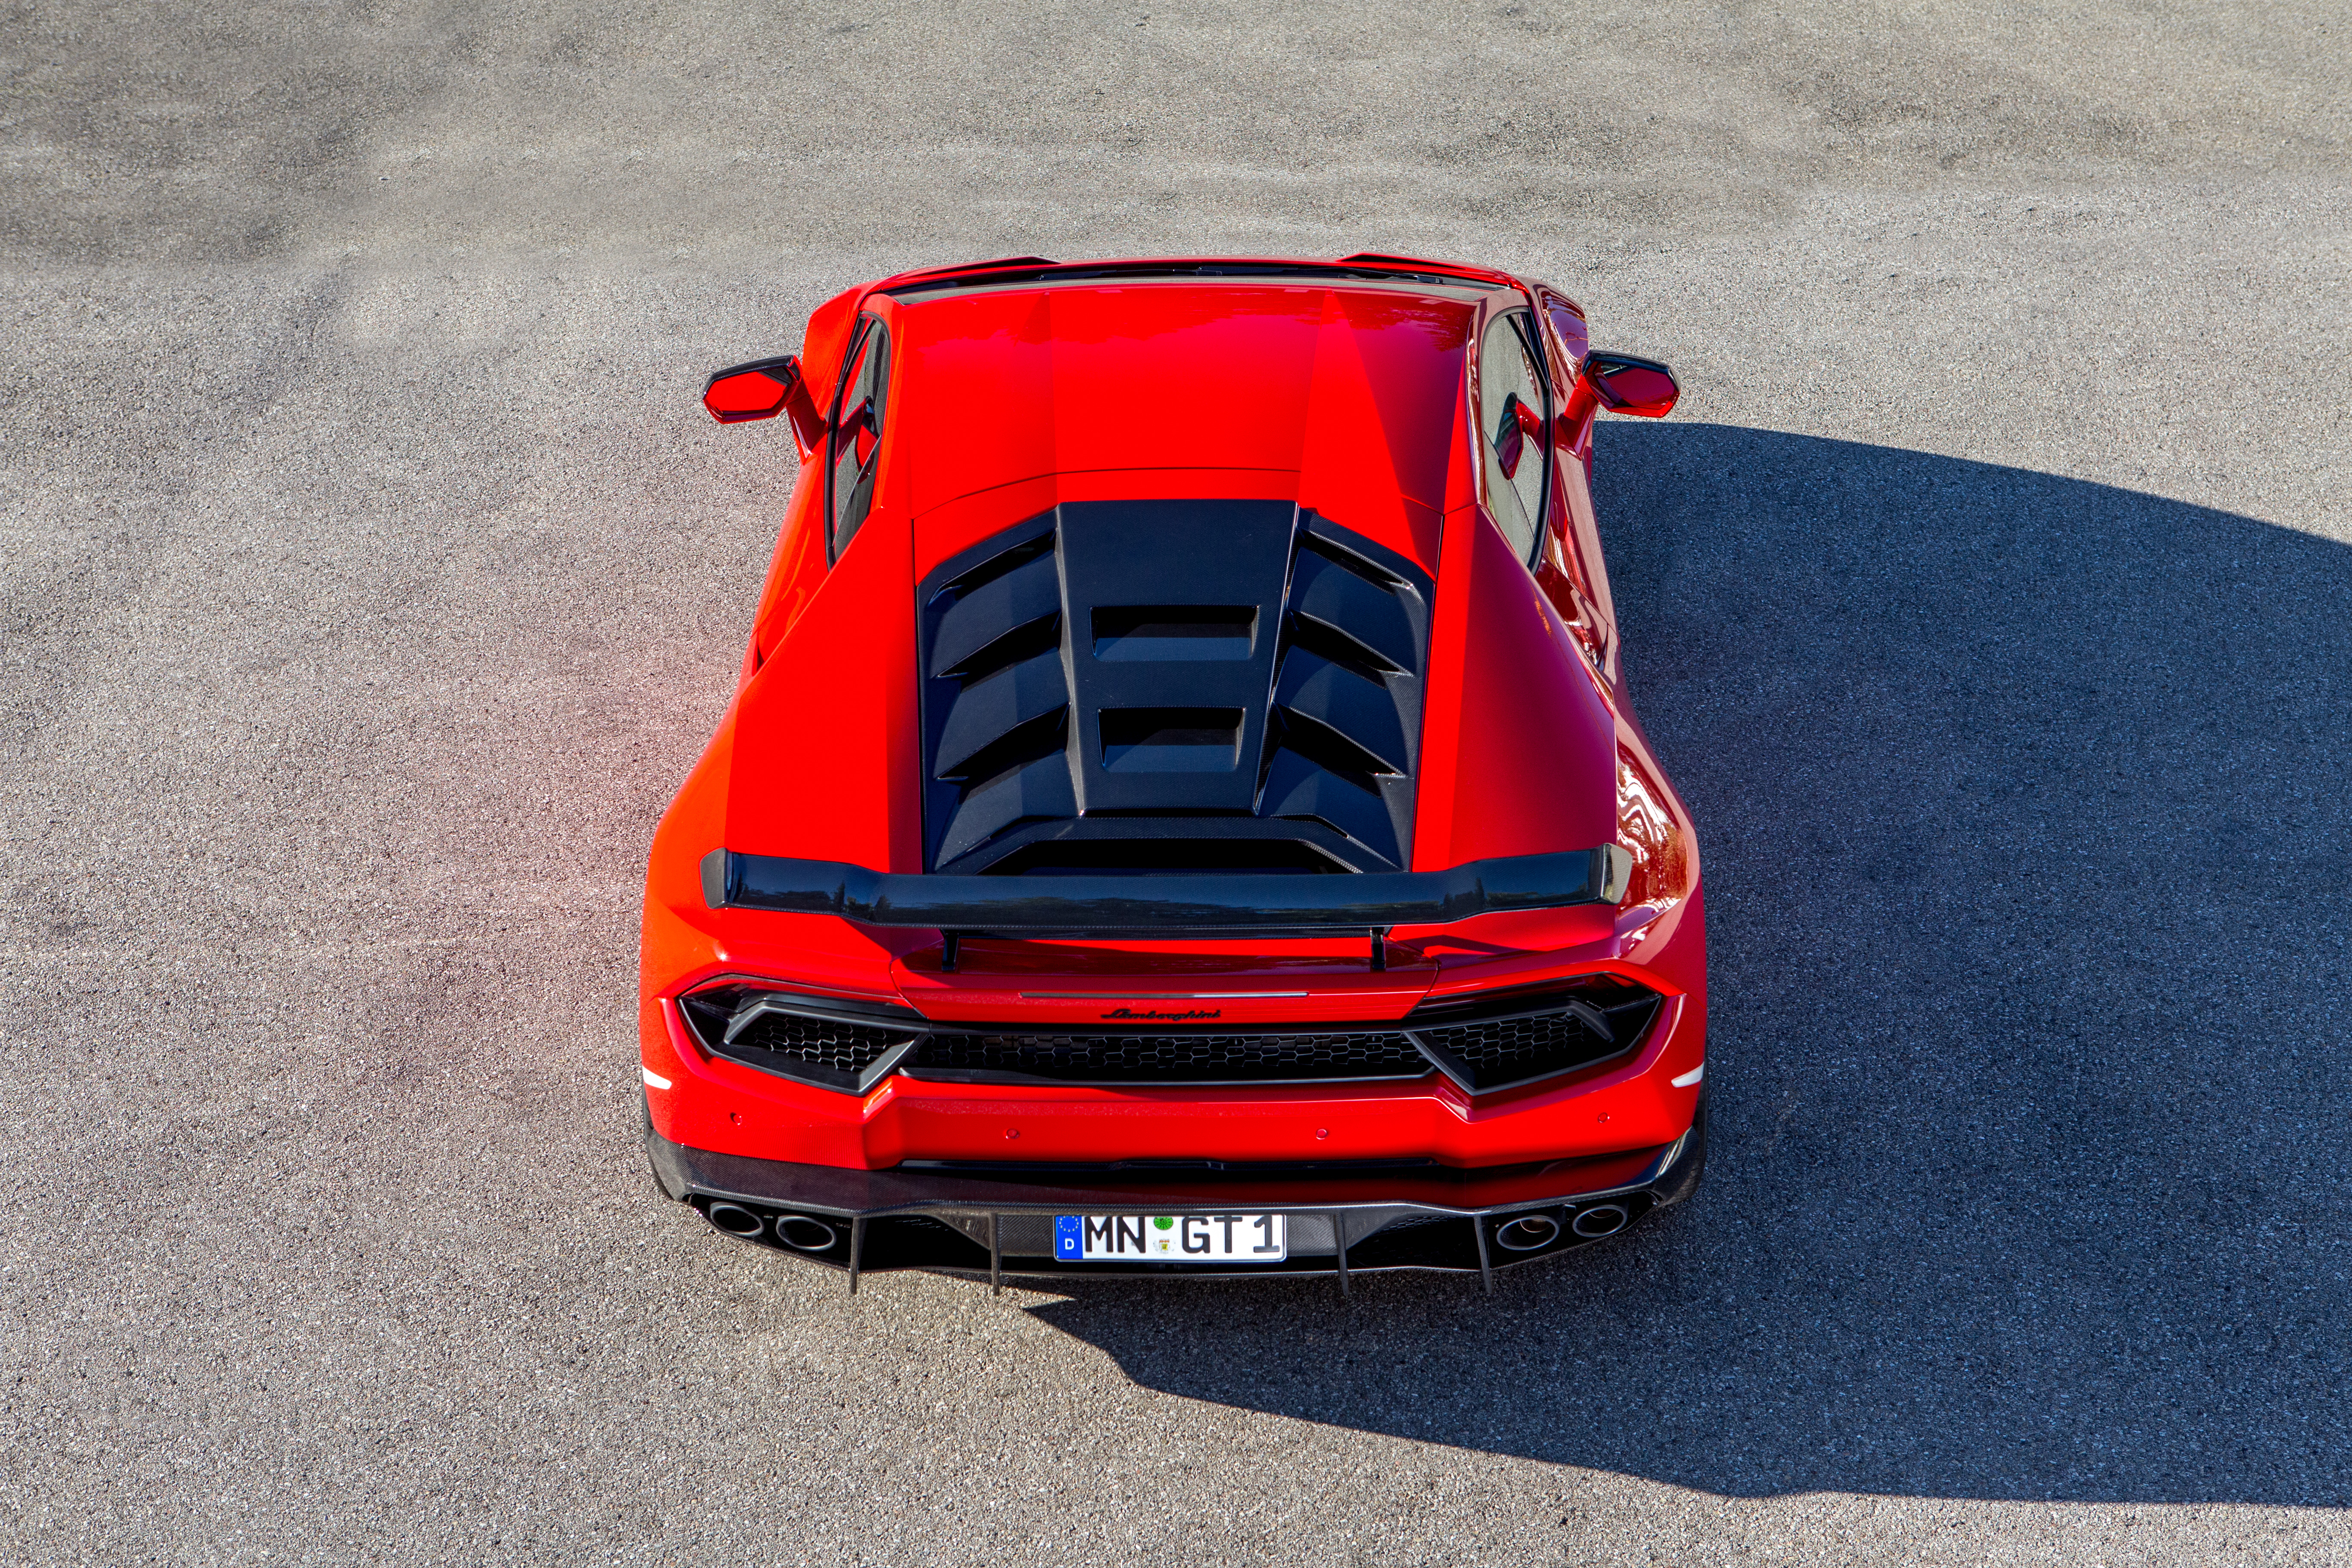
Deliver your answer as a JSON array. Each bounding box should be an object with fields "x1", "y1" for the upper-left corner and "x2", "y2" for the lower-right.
[
  {"x1": 1403, "y1": 974, "x2": 1664, "y2": 1094},
  {"x1": 677, "y1": 983, "x2": 922, "y2": 1093}
]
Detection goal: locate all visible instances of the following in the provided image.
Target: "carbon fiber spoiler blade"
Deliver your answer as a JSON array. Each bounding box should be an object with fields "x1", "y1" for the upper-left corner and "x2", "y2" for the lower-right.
[{"x1": 699, "y1": 845, "x2": 1631, "y2": 933}]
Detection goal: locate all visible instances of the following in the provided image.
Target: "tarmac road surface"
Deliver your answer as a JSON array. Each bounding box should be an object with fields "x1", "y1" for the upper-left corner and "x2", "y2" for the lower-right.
[{"x1": 4, "y1": 2, "x2": 2349, "y2": 1563}]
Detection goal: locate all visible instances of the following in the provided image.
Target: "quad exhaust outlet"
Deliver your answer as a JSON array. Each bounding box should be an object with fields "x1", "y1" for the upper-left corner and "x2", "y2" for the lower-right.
[
  {"x1": 1571, "y1": 1203, "x2": 1629, "y2": 1238},
  {"x1": 1493, "y1": 1213, "x2": 1562, "y2": 1252},
  {"x1": 704, "y1": 1201, "x2": 841, "y2": 1253},
  {"x1": 706, "y1": 1201, "x2": 764, "y2": 1237},
  {"x1": 774, "y1": 1214, "x2": 840, "y2": 1253}
]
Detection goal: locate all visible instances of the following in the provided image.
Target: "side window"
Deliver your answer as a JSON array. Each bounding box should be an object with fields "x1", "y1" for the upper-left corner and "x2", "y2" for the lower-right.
[
  {"x1": 827, "y1": 315, "x2": 890, "y2": 560},
  {"x1": 1476, "y1": 311, "x2": 1550, "y2": 562}
]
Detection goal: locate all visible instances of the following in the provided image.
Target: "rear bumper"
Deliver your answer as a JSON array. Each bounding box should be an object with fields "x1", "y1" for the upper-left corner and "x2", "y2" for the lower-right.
[
  {"x1": 641, "y1": 983, "x2": 1706, "y2": 1170},
  {"x1": 646, "y1": 1094, "x2": 1704, "y2": 1290}
]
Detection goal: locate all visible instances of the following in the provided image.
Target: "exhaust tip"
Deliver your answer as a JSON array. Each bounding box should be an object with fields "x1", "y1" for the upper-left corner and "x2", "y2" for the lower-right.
[
  {"x1": 1494, "y1": 1212, "x2": 1562, "y2": 1253},
  {"x1": 707, "y1": 1201, "x2": 765, "y2": 1237},
  {"x1": 1571, "y1": 1203, "x2": 1629, "y2": 1239},
  {"x1": 774, "y1": 1214, "x2": 841, "y2": 1253}
]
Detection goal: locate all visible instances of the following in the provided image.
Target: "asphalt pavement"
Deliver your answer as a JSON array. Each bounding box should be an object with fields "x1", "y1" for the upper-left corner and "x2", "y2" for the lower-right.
[{"x1": 4, "y1": 2, "x2": 2349, "y2": 1563}]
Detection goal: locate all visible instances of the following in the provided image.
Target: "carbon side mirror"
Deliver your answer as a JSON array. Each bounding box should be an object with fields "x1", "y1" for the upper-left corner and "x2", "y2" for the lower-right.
[
  {"x1": 703, "y1": 355, "x2": 825, "y2": 453},
  {"x1": 1584, "y1": 352, "x2": 1678, "y2": 418}
]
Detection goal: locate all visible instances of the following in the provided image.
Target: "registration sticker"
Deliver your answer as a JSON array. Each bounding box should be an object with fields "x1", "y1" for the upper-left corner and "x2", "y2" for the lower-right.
[{"x1": 1054, "y1": 1213, "x2": 1288, "y2": 1263}]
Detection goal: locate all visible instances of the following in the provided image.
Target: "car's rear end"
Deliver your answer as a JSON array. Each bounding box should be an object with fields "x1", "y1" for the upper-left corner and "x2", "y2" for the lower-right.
[{"x1": 641, "y1": 255, "x2": 1705, "y2": 1292}]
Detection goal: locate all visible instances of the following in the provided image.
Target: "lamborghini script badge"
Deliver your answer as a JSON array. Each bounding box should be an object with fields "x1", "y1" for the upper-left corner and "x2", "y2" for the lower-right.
[{"x1": 1100, "y1": 1008, "x2": 1222, "y2": 1022}]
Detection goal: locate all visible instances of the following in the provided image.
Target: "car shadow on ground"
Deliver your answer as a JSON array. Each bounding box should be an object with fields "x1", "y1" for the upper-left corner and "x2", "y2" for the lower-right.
[{"x1": 1022, "y1": 423, "x2": 2352, "y2": 1506}]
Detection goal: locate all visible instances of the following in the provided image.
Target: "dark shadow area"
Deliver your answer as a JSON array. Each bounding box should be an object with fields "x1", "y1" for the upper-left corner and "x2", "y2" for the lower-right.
[{"x1": 1026, "y1": 423, "x2": 2352, "y2": 1504}]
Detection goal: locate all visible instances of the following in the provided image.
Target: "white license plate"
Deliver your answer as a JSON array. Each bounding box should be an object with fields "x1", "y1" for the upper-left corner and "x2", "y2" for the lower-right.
[{"x1": 1054, "y1": 1212, "x2": 1288, "y2": 1263}]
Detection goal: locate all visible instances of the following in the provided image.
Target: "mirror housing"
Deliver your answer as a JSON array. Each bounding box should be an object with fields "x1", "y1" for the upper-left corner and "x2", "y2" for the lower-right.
[
  {"x1": 1584, "y1": 351, "x2": 1678, "y2": 418},
  {"x1": 703, "y1": 355, "x2": 825, "y2": 453}
]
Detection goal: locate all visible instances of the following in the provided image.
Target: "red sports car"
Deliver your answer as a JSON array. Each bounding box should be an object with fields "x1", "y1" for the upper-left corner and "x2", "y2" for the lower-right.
[{"x1": 641, "y1": 254, "x2": 1704, "y2": 1292}]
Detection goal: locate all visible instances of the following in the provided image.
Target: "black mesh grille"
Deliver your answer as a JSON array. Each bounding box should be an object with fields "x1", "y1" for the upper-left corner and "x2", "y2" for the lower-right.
[
  {"x1": 907, "y1": 1029, "x2": 1430, "y2": 1084},
  {"x1": 1405, "y1": 979, "x2": 1663, "y2": 1093},
  {"x1": 726, "y1": 1012, "x2": 907, "y2": 1074},
  {"x1": 678, "y1": 985, "x2": 922, "y2": 1090},
  {"x1": 1414, "y1": 1012, "x2": 1620, "y2": 1081}
]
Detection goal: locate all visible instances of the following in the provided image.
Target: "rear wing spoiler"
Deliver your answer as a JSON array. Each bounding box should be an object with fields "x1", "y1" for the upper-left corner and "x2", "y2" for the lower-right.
[{"x1": 699, "y1": 845, "x2": 1632, "y2": 936}]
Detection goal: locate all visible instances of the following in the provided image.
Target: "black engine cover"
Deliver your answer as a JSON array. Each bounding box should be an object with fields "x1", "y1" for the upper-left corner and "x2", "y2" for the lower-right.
[{"x1": 916, "y1": 501, "x2": 1433, "y2": 876}]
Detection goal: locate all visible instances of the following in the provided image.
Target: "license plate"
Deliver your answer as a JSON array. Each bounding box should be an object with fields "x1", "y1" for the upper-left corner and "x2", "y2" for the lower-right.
[{"x1": 1054, "y1": 1212, "x2": 1288, "y2": 1263}]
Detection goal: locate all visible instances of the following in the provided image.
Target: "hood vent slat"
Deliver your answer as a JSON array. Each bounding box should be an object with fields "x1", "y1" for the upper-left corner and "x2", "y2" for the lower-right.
[
  {"x1": 934, "y1": 651, "x2": 1070, "y2": 781},
  {"x1": 1287, "y1": 546, "x2": 1421, "y2": 673},
  {"x1": 1273, "y1": 649, "x2": 1411, "y2": 777},
  {"x1": 930, "y1": 545, "x2": 1062, "y2": 677}
]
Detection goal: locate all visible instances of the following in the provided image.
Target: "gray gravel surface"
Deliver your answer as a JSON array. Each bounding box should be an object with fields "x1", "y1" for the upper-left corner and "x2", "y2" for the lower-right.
[{"x1": 5, "y1": 2, "x2": 2350, "y2": 1563}]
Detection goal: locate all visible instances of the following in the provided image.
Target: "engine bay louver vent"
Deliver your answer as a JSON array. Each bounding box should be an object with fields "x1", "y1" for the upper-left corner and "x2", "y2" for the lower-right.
[
  {"x1": 917, "y1": 503, "x2": 1433, "y2": 877},
  {"x1": 1259, "y1": 526, "x2": 1428, "y2": 870},
  {"x1": 919, "y1": 514, "x2": 1077, "y2": 868}
]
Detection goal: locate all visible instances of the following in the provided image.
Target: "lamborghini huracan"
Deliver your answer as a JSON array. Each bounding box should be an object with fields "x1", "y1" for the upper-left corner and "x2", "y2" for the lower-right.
[{"x1": 640, "y1": 253, "x2": 1704, "y2": 1292}]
